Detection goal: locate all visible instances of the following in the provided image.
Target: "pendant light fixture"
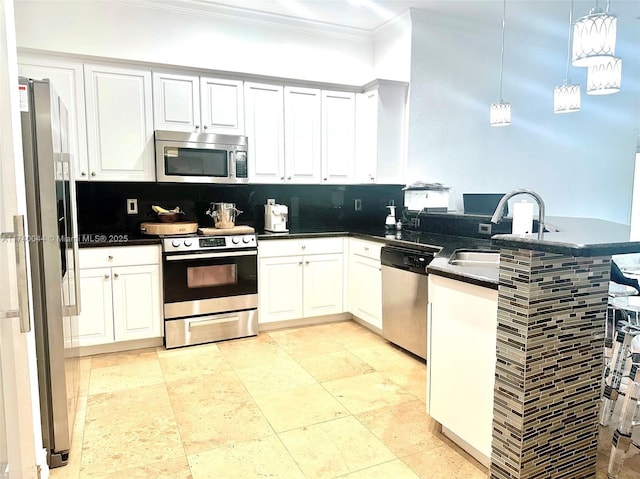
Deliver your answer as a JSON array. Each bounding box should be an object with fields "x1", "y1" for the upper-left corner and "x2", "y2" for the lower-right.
[
  {"x1": 572, "y1": 0, "x2": 617, "y2": 66},
  {"x1": 554, "y1": 0, "x2": 580, "y2": 113},
  {"x1": 490, "y1": 0, "x2": 510, "y2": 126},
  {"x1": 586, "y1": 56, "x2": 622, "y2": 94}
]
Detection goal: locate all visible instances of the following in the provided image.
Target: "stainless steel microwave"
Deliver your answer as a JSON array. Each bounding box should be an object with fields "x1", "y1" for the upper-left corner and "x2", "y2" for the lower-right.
[{"x1": 155, "y1": 130, "x2": 248, "y2": 184}]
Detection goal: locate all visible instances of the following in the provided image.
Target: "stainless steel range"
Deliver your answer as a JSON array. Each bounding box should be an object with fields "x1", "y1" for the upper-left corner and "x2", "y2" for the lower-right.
[{"x1": 161, "y1": 234, "x2": 258, "y2": 348}]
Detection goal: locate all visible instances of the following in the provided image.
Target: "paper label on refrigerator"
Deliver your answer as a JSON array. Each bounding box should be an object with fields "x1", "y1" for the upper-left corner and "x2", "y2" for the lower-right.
[{"x1": 18, "y1": 85, "x2": 28, "y2": 112}]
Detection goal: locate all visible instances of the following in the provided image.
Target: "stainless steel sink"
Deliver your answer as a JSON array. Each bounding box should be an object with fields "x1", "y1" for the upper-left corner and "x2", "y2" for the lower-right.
[{"x1": 448, "y1": 250, "x2": 499, "y2": 267}]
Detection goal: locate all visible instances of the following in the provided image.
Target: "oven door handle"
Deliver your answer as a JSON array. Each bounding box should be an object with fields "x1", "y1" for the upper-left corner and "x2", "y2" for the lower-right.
[
  {"x1": 164, "y1": 250, "x2": 257, "y2": 261},
  {"x1": 188, "y1": 313, "x2": 240, "y2": 329}
]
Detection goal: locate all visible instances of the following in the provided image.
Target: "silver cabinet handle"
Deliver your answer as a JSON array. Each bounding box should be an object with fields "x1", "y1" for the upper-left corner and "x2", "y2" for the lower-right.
[
  {"x1": 0, "y1": 215, "x2": 31, "y2": 333},
  {"x1": 298, "y1": 261, "x2": 303, "y2": 265},
  {"x1": 305, "y1": 260, "x2": 309, "y2": 265},
  {"x1": 195, "y1": 125, "x2": 200, "y2": 129},
  {"x1": 203, "y1": 125, "x2": 208, "y2": 130},
  {"x1": 113, "y1": 273, "x2": 119, "y2": 278},
  {"x1": 104, "y1": 274, "x2": 109, "y2": 279},
  {"x1": 91, "y1": 172, "x2": 96, "y2": 177},
  {"x1": 81, "y1": 171, "x2": 87, "y2": 177},
  {"x1": 301, "y1": 244, "x2": 306, "y2": 249},
  {"x1": 108, "y1": 255, "x2": 114, "y2": 260}
]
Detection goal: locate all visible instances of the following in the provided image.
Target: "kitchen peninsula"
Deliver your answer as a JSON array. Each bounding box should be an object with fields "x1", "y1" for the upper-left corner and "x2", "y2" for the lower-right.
[{"x1": 487, "y1": 221, "x2": 640, "y2": 479}]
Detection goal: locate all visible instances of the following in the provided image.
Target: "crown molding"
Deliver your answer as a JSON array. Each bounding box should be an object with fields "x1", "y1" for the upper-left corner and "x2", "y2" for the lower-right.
[{"x1": 105, "y1": 0, "x2": 373, "y2": 43}]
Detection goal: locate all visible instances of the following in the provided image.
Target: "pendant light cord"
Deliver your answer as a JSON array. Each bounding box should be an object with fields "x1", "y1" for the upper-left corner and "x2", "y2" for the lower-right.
[
  {"x1": 564, "y1": 0, "x2": 573, "y2": 83},
  {"x1": 498, "y1": 0, "x2": 506, "y2": 101}
]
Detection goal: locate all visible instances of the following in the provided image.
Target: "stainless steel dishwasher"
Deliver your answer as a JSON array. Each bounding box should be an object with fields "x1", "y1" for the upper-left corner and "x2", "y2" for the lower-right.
[{"x1": 381, "y1": 246, "x2": 435, "y2": 360}]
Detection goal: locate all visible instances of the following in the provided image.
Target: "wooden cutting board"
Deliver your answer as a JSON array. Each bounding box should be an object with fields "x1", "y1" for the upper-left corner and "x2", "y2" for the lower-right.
[
  {"x1": 198, "y1": 225, "x2": 255, "y2": 236},
  {"x1": 140, "y1": 221, "x2": 198, "y2": 235}
]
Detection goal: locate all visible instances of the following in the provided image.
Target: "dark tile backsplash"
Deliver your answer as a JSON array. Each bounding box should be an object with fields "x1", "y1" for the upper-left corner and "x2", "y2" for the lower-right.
[{"x1": 76, "y1": 182, "x2": 406, "y2": 234}]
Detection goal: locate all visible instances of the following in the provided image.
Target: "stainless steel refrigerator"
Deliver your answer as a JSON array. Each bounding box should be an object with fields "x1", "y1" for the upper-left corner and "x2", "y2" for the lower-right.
[{"x1": 19, "y1": 77, "x2": 80, "y2": 468}]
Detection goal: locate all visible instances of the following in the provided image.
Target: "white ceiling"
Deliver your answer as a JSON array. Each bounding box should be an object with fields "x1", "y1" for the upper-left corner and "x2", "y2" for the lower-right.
[
  {"x1": 196, "y1": 0, "x2": 433, "y2": 30},
  {"x1": 188, "y1": 0, "x2": 640, "y2": 31}
]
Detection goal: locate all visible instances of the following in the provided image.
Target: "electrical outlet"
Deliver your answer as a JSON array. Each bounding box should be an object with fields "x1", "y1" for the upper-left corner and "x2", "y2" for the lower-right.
[
  {"x1": 478, "y1": 223, "x2": 492, "y2": 235},
  {"x1": 354, "y1": 199, "x2": 362, "y2": 211},
  {"x1": 127, "y1": 198, "x2": 138, "y2": 215}
]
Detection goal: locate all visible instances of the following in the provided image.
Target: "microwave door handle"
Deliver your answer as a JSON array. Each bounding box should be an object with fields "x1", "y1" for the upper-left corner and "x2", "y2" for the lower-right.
[{"x1": 229, "y1": 151, "x2": 235, "y2": 180}]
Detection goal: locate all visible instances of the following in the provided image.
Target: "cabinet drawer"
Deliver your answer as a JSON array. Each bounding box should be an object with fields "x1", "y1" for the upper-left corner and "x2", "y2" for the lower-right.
[
  {"x1": 80, "y1": 245, "x2": 160, "y2": 269},
  {"x1": 259, "y1": 237, "x2": 344, "y2": 258},
  {"x1": 349, "y1": 238, "x2": 382, "y2": 260}
]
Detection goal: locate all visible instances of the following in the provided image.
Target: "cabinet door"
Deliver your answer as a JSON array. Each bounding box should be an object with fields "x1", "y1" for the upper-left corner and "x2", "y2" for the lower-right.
[
  {"x1": 303, "y1": 253, "x2": 344, "y2": 317},
  {"x1": 354, "y1": 89, "x2": 378, "y2": 183},
  {"x1": 84, "y1": 64, "x2": 155, "y2": 181},
  {"x1": 428, "y1": 275, "x2": 498, "y2": 460},
  {"x1": 284, "y1": 86, "x2": 321, "y2": 184},
  {"x1": 77, "y1": 268, "x2": 114, "y2": 346},
  {"x1": 258, "y1": 256, "x2": 304, "y2": 323},
  {"x1": 244, "y1": 82, "x2": 285, "y2": 183},
  {"x1": 348, "y1": 255, "x2": 382, "y2": 329},
  {"x1": 321, "y1": 91, "x2": 355, "y2": 184},
  {"x1": 111, "y1": 265, "x2": 162, "y2": 341},
  {"x1": 18, "y1": 55, "x2": 89, "y2": 181},
  {"x1": 152, "y1": 72, "x2": 200, "y2": 132},
  {"x1": 200, "y1": 77, "x2": 244, "y2": 135}
]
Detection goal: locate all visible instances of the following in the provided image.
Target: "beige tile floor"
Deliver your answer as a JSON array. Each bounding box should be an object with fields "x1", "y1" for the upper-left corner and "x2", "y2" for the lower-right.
[{"x1": 53, "y1": 320, "x2": 639, "y2": 479}]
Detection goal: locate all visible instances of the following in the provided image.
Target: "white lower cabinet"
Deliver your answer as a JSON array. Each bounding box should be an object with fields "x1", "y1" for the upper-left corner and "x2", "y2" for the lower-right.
[
  {"x1": 258, "y1": 238, "x2": 345, "y2": 324},
  {"x1": 348, "y1": 238, "x2": 382, "y2": 330},
  {"x1": 78, "y1": 246, "x2": 162, "y2": 347},
  {"x1": 427, "y1": 274, "x2": 498, "y2": 466}
]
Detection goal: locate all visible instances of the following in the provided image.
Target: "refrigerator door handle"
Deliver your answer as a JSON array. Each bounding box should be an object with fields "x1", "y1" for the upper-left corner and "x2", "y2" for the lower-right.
[{"x1": 0, "y1": 215, "x2": 31, "y2": 333}]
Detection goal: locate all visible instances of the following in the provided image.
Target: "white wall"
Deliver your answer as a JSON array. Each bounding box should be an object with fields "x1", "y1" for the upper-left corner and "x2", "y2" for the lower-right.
[
  {"x1": 407, "y1": 2, "x2": 640, "y2": 223},
  {"x1": 373, "y1": 10, "x2": 412, "y2": 82},
  {"x1": 14, "y1": 0, "x2": 373, "y2": 85}
]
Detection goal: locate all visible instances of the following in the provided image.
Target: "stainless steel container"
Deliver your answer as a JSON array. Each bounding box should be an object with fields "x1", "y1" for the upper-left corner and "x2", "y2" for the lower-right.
[{"x1": 206, "y1": 202, "x2": 243, "y2": 229}]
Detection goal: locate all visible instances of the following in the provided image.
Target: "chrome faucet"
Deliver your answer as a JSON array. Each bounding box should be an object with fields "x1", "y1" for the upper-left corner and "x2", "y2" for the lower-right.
[{"x1": 491, "y1": 189, "x2": 546, "y2": 239}]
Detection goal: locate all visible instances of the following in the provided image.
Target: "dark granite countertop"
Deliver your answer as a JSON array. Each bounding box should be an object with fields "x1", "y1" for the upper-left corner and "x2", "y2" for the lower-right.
[
  {"x1": 79, "y1": 216, "x2": 640, "y2": 288},
  {"x1": 492, "y1": 216, "x2": 640, "y2": 257},
  {"x1": 258, "y1": 226, "x2": 499, "y2": 288}
]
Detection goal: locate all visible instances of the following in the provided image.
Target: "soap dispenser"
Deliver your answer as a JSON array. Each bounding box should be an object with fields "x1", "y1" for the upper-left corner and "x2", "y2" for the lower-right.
[{"x1": 385, "y1": 205, "x2": 397, "y2": 231}]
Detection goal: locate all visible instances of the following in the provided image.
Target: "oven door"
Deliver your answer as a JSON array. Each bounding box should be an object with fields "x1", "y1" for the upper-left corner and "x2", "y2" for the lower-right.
[{"x1": 162, "y1": 249, "x2": 257, "y2": 319}]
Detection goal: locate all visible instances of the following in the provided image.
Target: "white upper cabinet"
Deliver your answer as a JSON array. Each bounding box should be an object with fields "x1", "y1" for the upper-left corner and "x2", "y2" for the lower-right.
[
  {"x1": 284, "y1": 86, "x2": 322, "y2": 184},
  {"x1": 152, "y1": 73, "x2": 245, "y2": 135},
  {"x1": 355, "y1": 80, "x2": 408, "y2": 184},
  {"x1": 152, "y1": 72, "x2": 200, "y2": 132},
  {"x1": 18, "y1": 55, "x2": 89, "y2": 181},
  {"x1": 84, "y1": 64, "x2": 155, "y2": 181},
  {"x1": 354, "y1": 89, "x2": 378, "y2": 183},
  {"x1": 200, "y1": 77, "x2": 244, "y2": 135},
  {"x1": 321, "y1": 91, "x2": 355, "y2": 184},
  {"x1": 245, "y1": 82, "x2": 285, "y2": 183}
]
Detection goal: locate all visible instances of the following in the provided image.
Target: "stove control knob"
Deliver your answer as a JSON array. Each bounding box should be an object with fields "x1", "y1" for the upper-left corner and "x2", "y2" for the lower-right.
[
  {"x1": 231, "y1": 236, "x2": 240, "y2": 245},
  {"x1": 171, "y1": 240, "x2": 181, "y2": 248},
  {"x1": 184, "y1": 239, "x2": 193, "y2": 247},
  {"x1": 242, "y1": 236, "x2": 251, "y2": 244}
]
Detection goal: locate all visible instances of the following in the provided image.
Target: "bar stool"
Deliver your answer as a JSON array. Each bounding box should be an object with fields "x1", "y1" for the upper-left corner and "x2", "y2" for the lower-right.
[
  {"x1": 607, "y1": 359, "x2": 639, "y2": 479},
  {"x1": 600, "y1": 294, "x2": 639, "y2": 426}
]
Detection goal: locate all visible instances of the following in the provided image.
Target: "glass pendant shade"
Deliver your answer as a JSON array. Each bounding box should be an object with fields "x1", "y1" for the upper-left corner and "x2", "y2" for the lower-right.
[
  {"x1": 490, "y1": 101, "x2": 511, "y2": 126},
  {"x1": 554, "y1": 83, "x2": 581, "y2": 113},
  {"x1": 586, "y1": 56, "x2": 621, "y2": 95},
  {"x1": 572, "y1": 11, "x2": 617, "y2": 66}
]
